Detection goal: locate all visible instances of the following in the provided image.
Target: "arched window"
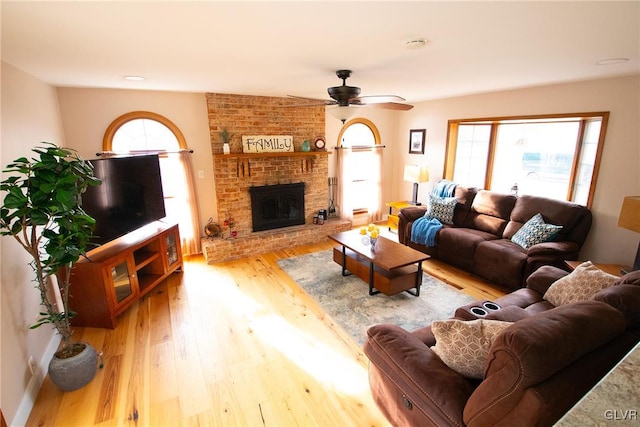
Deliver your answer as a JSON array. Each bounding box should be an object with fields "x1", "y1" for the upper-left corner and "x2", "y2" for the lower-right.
[
  {"x1": 103, "y1": 111, "x2": 200, "y2": 255},
  {"x1": 337, "y1": 120, "x2": 381, "y2": 147},
  {"x1": 335, "y1": 118, "x2": 383, "y2": 224},
  {"x1": 103, "y1": 111, "x2": 188, "y2": 151}
]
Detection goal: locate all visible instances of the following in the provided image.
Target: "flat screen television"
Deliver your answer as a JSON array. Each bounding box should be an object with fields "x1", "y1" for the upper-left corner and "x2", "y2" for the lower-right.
[{"x1": 82, "y1": 154, "x2": 167, "y2": 246}]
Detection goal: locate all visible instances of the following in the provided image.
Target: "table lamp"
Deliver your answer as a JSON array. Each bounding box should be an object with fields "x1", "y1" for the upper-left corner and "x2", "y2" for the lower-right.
[
  {"x1": 403, "y1": 165, "x2": 430, "y2": 205},
  {"x1": 617, "y1": 195, "x2": 640, "y2": 272}
]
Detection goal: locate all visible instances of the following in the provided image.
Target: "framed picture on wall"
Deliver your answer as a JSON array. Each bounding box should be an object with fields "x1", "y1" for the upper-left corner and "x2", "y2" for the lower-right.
[{"x1": 409, "y1": 129, "x2": 426, "y2": 154}]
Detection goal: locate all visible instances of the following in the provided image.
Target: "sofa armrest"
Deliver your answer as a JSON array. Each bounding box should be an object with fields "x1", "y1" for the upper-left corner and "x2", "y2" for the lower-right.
[
  {"x1": 525, "y1": 265, "x2": 569, "y2": 294},
  {"x1": 526, "y1": 240, "x2": 579, "y2": 257},
  {"x1": 364, "y1": 324, "x2": 474, "y2": 427},
  {"x1": 400, "y1": 206, "x2": 427, "y2": 221},
  {"x1": 522, "y1": 242, "x2": 580, "y2": 281},
  {"x1": 398, "y1": 206, "x2": 427, "y2": 244}
]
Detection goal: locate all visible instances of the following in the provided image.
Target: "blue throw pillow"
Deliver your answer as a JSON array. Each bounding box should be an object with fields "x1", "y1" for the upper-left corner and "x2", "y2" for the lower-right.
[
  {"x1": 425, "y1": 194, "x2": 457, "y2": 225},
  {"x1": 511, "y1": 213, "x2": 562, "y2": 249}
]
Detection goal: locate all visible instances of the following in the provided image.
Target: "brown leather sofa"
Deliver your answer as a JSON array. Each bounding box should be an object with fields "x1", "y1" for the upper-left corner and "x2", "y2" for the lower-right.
[
  {"x1": 398, "y1": 186, "x2": 592, "y2": 289},
  {"x1": 363, "y1": 268, "x2": 640, "y2": 427}
]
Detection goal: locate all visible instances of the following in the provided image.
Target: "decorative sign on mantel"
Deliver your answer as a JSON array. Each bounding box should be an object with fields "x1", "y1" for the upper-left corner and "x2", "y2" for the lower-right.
[{"x1": 242, "y1": 135, "x2": 294, "y2": 154}]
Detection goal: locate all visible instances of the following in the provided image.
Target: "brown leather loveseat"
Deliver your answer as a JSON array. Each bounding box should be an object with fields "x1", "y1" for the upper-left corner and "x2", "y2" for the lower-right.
[
  {"x1": 363, "y1": 267, "x2": 640, "y2": 427},
  {"x1": 398, "y1": 186, "x2": 592, "y2": 289}
]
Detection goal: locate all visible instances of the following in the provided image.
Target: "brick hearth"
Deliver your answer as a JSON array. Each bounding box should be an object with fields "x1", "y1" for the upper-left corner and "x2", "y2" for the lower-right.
[{"x1": 202, "y1": 219, "x2": 350, "y2": 263}]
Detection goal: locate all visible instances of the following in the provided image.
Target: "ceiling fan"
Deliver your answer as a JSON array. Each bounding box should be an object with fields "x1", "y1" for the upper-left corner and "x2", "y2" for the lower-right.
[{"x1": 289, "y1": 70, "x2": 414, "y2": 111}]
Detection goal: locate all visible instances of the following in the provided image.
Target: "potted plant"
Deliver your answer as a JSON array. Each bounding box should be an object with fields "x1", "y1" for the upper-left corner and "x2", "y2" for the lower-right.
[
  {"x1": 219, "y1": 128, "x2": 236, "y2": 154},
  {"x1": 0, "y1": 143, "x2": 102, "y2": 391}
]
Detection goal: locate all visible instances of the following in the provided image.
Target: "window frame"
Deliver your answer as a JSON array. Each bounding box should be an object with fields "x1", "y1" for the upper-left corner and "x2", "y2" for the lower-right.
[
  {"x1": 336, "y1": 117, "x2": 382, "y2": 147},
  {"x1": 102, "y1": 111, "x2": 188, "y2": 152},
  {"x1": 444, "y1": 111, "x2": 609, "y2": 209}
]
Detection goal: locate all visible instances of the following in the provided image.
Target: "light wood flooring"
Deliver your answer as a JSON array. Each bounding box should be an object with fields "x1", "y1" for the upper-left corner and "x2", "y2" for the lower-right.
[{"x1": 26, "y1": 235, "x2": 507, "y2": 426}]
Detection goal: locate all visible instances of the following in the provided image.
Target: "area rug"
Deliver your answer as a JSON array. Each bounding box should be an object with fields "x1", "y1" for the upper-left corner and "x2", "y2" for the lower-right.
[{"x1": 277, "y1": 249, "x2": 476, "y2": 346}]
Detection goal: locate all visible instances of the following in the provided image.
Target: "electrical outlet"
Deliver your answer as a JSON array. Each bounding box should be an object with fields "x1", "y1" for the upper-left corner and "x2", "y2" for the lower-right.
[{"x1": 28, "y1": 356, "x2": 36, "y2": 376}]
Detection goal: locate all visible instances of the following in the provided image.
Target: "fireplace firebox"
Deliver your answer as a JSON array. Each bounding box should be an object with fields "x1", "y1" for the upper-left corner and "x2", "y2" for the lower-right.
[{"x1": 249, "y1": 183, "x2": 306, "y2": 232}]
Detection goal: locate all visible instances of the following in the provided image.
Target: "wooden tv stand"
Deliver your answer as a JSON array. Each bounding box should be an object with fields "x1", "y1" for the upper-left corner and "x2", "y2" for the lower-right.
[{"x1": 67, "y1": 221, "x2": 183, "y2": 329}]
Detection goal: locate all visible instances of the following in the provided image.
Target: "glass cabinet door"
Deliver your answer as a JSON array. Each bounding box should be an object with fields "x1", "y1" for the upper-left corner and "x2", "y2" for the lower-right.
[
  {"x1": 165, "y1": 232, "x2": 179, "y2": 266},
  {"x1": 110, "y1": 261, "x2": 133, "y2": 304}
]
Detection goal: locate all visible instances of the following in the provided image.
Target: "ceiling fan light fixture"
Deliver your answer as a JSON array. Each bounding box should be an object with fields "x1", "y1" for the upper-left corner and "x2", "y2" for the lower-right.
[{"x1": 329, "y1": 106, "x2": 356, "y2": 124}]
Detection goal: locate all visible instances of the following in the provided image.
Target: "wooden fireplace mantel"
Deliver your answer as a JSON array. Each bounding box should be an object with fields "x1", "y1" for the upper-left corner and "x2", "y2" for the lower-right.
[
  {"x1": 213, "y1": 151, "x2": 331, "y2": 159},
  {"x1": 214, "y1": 150, "x2": 329, "y2": 177}
]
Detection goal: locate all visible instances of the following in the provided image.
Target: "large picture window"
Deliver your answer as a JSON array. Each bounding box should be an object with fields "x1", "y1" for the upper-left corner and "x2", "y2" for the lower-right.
[{"x1": 445, "y1": 112, "x2": 608, "y2": 208}]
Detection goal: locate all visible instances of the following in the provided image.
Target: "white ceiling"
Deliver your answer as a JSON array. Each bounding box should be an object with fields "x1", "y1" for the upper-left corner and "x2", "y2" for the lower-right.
[{"x1": 2, "y1": 1, "x2": 639, "y2": 104}]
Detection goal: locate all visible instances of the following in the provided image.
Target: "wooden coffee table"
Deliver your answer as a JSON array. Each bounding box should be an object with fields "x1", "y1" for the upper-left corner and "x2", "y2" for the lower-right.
[{"x1": 328, "y1": 230, "x2": 430, "y2": 296}]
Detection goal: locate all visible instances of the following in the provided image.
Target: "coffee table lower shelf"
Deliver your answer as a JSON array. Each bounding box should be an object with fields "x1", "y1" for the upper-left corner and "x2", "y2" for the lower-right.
[{"x1": 332, "y1": 247, "x2": 422, "y2": 296}]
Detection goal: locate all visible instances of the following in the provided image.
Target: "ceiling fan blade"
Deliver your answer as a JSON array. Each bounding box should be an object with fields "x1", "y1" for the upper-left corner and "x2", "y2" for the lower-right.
[
  {"x1": 287, "y1": 95, "x2": 334, "y2": 104},
  {"x1": 353, "y1": 95, "x2": 406, "y2": 104},
  {"x1": 282, "y1": 102, "x2": 335, "y2": 108},
  {"x1": 362, "y1": 102, "x2": 414, "y2": 111}
]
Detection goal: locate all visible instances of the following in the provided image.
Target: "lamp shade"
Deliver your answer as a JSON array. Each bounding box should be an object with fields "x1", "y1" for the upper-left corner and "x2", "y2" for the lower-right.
[
  {"x1": 618, "y1": 196, "x2": 640, "y2": 233},
  {"x1": 403, "y1": 165, "x2": 430, "y2": 183}
]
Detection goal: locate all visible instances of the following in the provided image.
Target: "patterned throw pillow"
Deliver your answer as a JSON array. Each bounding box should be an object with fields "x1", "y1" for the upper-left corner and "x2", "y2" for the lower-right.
[
  {"x1": 430, "y1": 319, "x2": 513, "y2": 379},
  {"x1": 511, "y1": 213, "x2": 562, "y2": 249},
  {"x1": 426, "y1": 194, "x2": 457, "y2": 225},
  {"x1": 543, "y1": 261, "x2": 618, "y2": 306}
]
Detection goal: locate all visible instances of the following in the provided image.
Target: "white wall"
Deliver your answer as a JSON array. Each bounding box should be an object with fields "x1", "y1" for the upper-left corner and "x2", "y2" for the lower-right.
[
  {"x1": 393, "y1": 75, "x2": 640, "y2": 266},
  {"x1": 55, "y1": 88, "x2": 215, "y2": 235},
  {"x1": 1, "y1": 62, "x2": 63, "y2": 426}
]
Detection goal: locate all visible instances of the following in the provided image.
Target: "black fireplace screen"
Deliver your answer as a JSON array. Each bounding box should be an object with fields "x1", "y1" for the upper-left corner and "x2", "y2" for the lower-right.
[{"x1": 249, "y1": 183, "x2": 305, "y2": 232}]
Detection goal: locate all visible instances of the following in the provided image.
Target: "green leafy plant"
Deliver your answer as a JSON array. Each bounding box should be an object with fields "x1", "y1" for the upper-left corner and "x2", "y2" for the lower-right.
[
  {"x1": 0, "y1": 143, "x2": 101, "y2": 358},
  {"x1": 219, "y1": 128, "x2": 236, "y2": 143}
]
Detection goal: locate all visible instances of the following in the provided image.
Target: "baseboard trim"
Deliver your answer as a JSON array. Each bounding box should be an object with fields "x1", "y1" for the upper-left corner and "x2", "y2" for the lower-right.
[{"x1": 10, "y1": 334, "x2": 60, "y2": 427}]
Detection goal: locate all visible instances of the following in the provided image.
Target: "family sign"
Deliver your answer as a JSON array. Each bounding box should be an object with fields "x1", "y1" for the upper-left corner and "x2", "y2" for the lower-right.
[{"x1": 242, "y1": 135, "x2": 294, "y2": 154}]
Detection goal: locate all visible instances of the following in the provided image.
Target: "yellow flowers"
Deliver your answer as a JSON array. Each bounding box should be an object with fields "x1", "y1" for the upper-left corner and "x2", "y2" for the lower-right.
[{"x1": 361, "y1": 223, "x2": 380, "y2": 238}]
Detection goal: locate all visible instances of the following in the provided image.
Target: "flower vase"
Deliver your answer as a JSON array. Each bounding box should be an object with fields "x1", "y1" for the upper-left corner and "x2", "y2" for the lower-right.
[{"x1": 223, "y1": 142, "x2": 230, "y2": 155}]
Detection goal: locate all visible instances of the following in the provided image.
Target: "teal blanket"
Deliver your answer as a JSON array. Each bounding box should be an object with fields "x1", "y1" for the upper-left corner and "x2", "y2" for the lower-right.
[
  {"x1": 411, "y1": 216, "x2": 442, "y2": 247},
  {"x1": 432, "y1": 179, "x2": 456, "y2": 197}
]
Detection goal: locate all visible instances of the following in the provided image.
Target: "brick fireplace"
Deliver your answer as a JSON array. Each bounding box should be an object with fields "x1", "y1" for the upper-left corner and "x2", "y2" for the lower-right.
[{"x1": 201, "y1": 93, "x2": 350, "y2": 263}]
